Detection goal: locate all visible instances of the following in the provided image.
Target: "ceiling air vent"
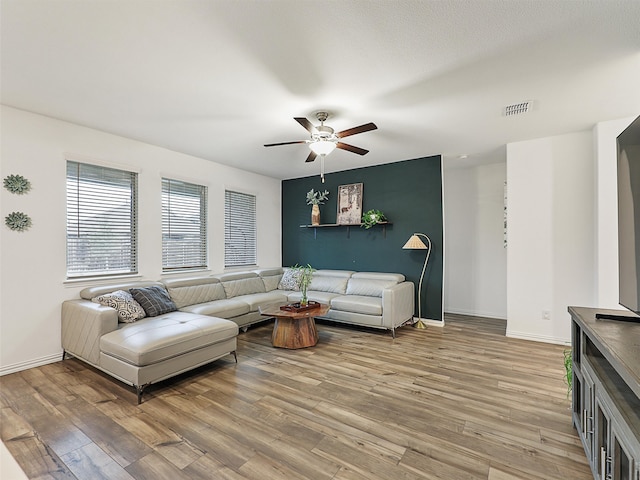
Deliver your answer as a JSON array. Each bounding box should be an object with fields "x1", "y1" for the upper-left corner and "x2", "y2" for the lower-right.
[{"x1": 504, "y1": 101, "x2": 532, "y2": 117}]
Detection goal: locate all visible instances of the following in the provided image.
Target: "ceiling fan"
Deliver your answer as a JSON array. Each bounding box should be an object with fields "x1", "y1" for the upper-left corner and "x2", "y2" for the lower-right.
[{"x1": 264, "y1": 111, "x2": 377, "y2": 164}]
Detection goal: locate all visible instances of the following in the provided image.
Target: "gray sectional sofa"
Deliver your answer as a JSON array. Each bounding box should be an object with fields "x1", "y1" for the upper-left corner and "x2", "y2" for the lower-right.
[
  {"x1": 162, "y1": 267, "x2": 415, "y2": 336},
  {"x1": 61, "y1": 267, "x2": 414, "y2": 403},
  {"x1": 61, "y1": 280, "x2": 240, "y2": 404}
]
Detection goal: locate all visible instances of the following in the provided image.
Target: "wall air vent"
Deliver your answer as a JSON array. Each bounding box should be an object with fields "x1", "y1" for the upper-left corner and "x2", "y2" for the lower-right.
[{"x1": 504, "y1": 101, "x2": 532, "y2": 116}]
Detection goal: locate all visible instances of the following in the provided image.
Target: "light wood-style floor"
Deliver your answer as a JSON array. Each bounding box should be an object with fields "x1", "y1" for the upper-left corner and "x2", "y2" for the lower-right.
[{"x1": 1, "y1": 314, "x2": 592, "y2": 480}]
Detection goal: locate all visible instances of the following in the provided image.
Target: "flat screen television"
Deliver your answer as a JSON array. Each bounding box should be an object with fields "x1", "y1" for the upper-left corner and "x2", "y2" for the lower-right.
[{"x1": 617, "y1": 115, "x2": 640, "y2": 317}]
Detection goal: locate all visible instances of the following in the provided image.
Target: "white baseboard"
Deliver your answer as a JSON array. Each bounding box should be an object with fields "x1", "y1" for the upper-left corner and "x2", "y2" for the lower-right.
[
  {"x1": 506, "y1": 329, "x2": 569, "y2": 345},
  {"x1": 444, "y1": 307, "x2": 507, "y2": 320},
  {"x1": 0, "y1": 352, "x2": 62, "y2": 376}
]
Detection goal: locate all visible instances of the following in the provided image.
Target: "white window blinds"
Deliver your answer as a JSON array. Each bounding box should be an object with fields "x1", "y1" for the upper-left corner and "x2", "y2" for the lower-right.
[
  {"x1": 66, "y1": 161, "x2": 138, "y2": 278},
  {"x1": 224, "y1": 190, "x2": 257, "y2": 267},
  {"x1": 162, "y1": 178, "x2": 208, "y2": 272}
]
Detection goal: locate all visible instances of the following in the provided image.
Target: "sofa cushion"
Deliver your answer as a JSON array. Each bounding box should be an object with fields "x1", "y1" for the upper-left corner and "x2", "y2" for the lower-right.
[
  {"x1": 238, "y1": 291, "x2": 289, "y2": 310},
  {"x1": 287, "y1": 291, "x2": 342, "y2": 305},
  {"x1": 256, "y1": 268, "x2": 284, "y2": 292},
  {"x1": 330, "y1": 295, "x2": 383, "y2": 316},
  {"x1": 91, "y1": 290, "x2": 146, "y2": 323},
  {"x1": 278, "y1": 269, "x2": 301, "y2": 291},
  {"x1": 308, "y1": 274, "x2": 350, "y2": 294},
  {"x1": 99, "y1": 311, "x2": 238, "y2": 366},
  {"x1": 350, "y1": 272, "x2": 405, "y2": 282},
  {"x1": 180, "y1": 297, "x2": 251, "y2": 319},
  {"x1": 346, "y1": 278, "x2": 399, "y2": 298},
  {"x1": 130, "y1": 286, "x2": 178, "y2": 317},
  {"x1": 323, "y1": 309, "x2": 384, "y2": 328},
  {"x1": 217, "y1": 272, "x2": 266, "y2": 298},
  {"x1": 262, "y1": 275, "x2": 282, "y2": 292},
  {"x1": 163, "y1": 277, "x2": 226, "y2": 309},
  {"x1": 80, "y1": 281, "x2": 163, "y2": 300},
  {"x1": 315, "y1": 270, "x2": 356, "y2": 277}
]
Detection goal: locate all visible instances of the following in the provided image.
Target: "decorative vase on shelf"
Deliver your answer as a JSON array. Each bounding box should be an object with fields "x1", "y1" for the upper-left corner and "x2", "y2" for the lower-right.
[
  {"x1": 306, "y1": 189, "x2": 328, "y2": 226},
  {"x1": 311, "y1": 204, "x2": 320, "y2": 226}
]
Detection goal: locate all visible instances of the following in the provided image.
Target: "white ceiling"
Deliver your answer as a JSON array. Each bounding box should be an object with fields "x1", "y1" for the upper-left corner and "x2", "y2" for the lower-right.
[{"x1": 2, "y1": 0, "x2": 639, "y2": 179}]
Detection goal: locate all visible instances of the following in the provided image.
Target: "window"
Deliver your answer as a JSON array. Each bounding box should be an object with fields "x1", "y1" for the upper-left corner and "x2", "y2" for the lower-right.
[
  {"x1": 162, "y1": 178, "x2": 208, "y2": 272},
  {"x1": 66, "y1": 161, "x2": 137, "y2": 278},
  {"x1": 225, "y1": 190, "x2": 257, "y2": 267}
]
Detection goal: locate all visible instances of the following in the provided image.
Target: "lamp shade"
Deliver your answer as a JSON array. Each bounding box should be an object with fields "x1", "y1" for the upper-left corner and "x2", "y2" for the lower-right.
[
  {"x1": 403, "y1": 234, "x2": 428, "y2": 250},
  {"x1": 309, "y1": 140, "x2": 337, "y2": 156}
]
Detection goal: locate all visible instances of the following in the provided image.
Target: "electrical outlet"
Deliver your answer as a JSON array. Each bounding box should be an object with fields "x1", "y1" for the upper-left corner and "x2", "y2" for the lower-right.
[{"x1": 542, "y1": 310, "x2": 551, "y2": 320}]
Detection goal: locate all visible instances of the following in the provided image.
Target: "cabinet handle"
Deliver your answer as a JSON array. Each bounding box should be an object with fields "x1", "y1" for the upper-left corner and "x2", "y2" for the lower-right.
[
  {"x1": 605, "y1": 457, "x2": 613, "y2": 480},
  {"x1": 600, "y1": 447, "x2": 606, "y2": 480}
]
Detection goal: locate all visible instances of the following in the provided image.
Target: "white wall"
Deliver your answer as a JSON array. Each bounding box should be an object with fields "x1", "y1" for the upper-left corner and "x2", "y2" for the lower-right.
[
  {"x1": 0, "y1": 106, "x2": 282, "y2": 374},
  {"x1": 444, "y1": 162, "x2": 507, "y2": 319},
  {"x1": 594, "y1": 116, "x2": 637, "y2": 309},
  {"x1": 506, "y1": 131, "x2": 596, "y2": 343}
]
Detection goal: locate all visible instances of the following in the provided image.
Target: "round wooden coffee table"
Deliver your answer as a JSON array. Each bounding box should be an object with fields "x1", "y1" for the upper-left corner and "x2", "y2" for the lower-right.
[{"x1": 259, "y1": 303, "x2": 330, "y2": 349}]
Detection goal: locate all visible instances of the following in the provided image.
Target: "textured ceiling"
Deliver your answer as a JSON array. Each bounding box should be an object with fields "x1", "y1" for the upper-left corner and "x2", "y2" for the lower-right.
[{"x1": 2, "y1": 0, "x2": 639, "y2": 179}]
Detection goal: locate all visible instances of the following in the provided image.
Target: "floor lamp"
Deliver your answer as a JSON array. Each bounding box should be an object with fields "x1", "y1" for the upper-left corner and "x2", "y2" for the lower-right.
[{"x1": 402, "y1": 233, "x2": 432, "y2": 329}]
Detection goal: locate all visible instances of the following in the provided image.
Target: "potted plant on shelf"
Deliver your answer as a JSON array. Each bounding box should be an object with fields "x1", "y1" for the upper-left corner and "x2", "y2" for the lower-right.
[
  {"x1": 306, "y1": 189, "x2": 329, "y2": 226},
  {"x1": 292, "y1": 263, "x2": 314, "y2": 306},
  {"x1": 361, "y1": 209, "x2": 387, "y2": 229}
]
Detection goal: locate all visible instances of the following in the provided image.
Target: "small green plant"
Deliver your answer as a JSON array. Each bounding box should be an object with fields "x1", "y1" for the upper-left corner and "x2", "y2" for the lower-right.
[
  {"x1": 361, "y1": 209, "x2": 386, "y2": 229},
  {"x1": 291, "y1": 264, "x2": 314, "y2": 305},
  {"x1": 563, "y1": 348, "x2": 573, "y2": 397},
  {"x1": 306, "y1": 189, "x2": 329, "y2": 205}
]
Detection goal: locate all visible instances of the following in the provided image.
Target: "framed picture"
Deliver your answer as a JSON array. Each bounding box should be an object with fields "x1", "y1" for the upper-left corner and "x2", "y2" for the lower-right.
[{"x1": 336, "y1": 183, "x2": 363, "y2": 225}]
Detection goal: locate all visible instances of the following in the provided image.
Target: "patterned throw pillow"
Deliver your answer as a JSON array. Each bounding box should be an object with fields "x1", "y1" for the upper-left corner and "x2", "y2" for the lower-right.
[
  {"x1": 129, "y1": 286, "x2": 178, "y2": 317},
  {"x1": 92, "y1": 290, "x2": 147, "y2": 323},
  {"x1": 278, "y1": 269, "x2": 301, "y2": 291}
]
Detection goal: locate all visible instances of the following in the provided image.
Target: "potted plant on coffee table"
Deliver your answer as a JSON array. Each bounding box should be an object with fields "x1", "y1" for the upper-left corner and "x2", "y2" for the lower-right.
[{"x1": 292, "y1": 264, "x2": 314, "y2": 306}]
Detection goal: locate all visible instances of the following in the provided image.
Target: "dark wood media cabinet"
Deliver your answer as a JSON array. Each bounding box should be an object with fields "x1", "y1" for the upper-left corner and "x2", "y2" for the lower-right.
[{"x1": 569, "y1": 306, "x2": 640, "y2": 480}]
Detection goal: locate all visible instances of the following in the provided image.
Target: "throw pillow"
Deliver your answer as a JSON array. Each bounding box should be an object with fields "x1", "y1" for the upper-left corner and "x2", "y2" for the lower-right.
[
  {"x1": 129, "y1": 286, "x2": 178, "y2": 317},
  {"x1": 92, "y1": 290, "x2": 146, "y2": 323},
  {"x1": 278, "y1": 269, "x2": 301, "y2": 291}
]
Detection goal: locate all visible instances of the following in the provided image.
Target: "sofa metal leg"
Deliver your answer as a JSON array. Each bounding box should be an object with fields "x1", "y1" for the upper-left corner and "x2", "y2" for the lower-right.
[
  {"x1": 231, "y1": 350, "x2": 238, "y2": 363},
  {"x1": 135, "y1": 384, "x2": 148, "y2": 404},
  {"x1": 391, "y1": 327, "x2": 396, "y2": 339},
  {"x1": 62, "y1": 350, "x2": 67, "y2": 361}
]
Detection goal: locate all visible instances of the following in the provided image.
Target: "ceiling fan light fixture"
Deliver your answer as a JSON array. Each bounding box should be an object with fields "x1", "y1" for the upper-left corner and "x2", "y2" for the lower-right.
[{"x1": 309, "y1": 140, "x2": 336, "y2": 156}]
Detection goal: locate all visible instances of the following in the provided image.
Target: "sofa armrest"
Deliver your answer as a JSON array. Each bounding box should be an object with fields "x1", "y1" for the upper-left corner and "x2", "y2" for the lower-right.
[
  {"x1": 382, "y1": 281, "x2": 415, "y2": 329},
  {"x1": 61, "y1": 299, "x2": 118, "y2": 366}
]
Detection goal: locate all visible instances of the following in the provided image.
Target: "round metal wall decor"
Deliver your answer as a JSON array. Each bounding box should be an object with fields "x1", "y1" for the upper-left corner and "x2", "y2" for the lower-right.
[
  {"x1": 3, "y1": 174, "x2": 31, "y2": 194},
  {"x1": 5, "y1": 211, "x2": 32, "y2": 231}
]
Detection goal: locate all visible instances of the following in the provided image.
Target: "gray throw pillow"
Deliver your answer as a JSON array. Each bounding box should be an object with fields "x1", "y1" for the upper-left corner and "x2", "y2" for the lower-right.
[
  {"x1": 129, "y1": 286, "x2": 178, "y2": 317},
  {"x1": 92, "y1": 290, "x2": 146, "y2": 323}
]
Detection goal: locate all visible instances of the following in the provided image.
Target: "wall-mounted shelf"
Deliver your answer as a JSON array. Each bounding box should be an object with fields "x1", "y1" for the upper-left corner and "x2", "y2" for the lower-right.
[{"x1": 299, "y1": 222, "x2": 392, "y2": 239}]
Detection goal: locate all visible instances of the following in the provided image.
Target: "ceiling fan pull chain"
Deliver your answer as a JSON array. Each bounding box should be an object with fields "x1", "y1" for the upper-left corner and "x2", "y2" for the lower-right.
[{"x1": 321, "y1": 155, "x2": 325, "y2": 183}]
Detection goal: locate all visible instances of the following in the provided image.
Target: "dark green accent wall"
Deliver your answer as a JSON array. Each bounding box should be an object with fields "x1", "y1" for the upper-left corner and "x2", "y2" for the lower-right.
[{"x1": 282, "y1": 155, "x2": 443, "y2": 321}]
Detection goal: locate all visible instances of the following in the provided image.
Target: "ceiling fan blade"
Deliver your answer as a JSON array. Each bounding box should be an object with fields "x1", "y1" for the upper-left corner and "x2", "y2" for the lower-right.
[
  {"x1": 264, "y1": 140, "x2": 307, "y2": 147},
  {"x1": 336, "y1": 142, "x2": 369, "y2": 155},
  {"x1": 336, "y1": 122, "x2": 377, "y2": 138},
  {"x1": 294, "y1": 117, "x2": 317, "y2": 134},
  {"x1": 305, "y1": 151, "x2": 317, "y2": 163}
]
